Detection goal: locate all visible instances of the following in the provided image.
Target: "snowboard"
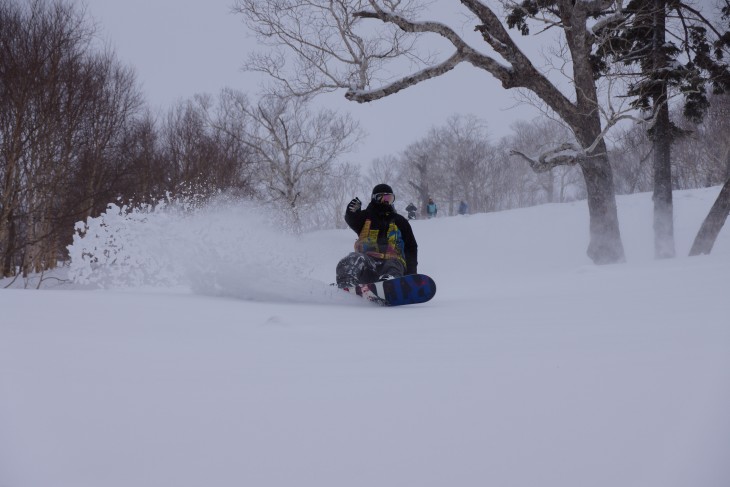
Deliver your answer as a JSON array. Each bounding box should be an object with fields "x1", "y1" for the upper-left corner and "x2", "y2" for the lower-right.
[{"x1": 343, "y1": 274, "x2": 436, "y2": 306}]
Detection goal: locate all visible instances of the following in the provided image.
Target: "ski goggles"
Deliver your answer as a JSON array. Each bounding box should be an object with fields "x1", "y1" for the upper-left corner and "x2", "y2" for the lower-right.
[{"x1": 373, "y1": 192, "x2": 395, "y2": 204}]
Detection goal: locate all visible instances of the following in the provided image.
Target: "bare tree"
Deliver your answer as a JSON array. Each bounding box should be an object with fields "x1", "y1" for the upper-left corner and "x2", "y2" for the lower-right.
[
  {"x1": 153, "y1": 94, "x2": 260, "y2": 205},
  {"x1": 159, "y1": 98, "x2": 217, "y2": 197},
  {"x1": 120, "y1": 112, "x2": 166, "y2": 204},
  {"x1": 322, "y1": 161, "x2": 363, "y2": 229},
  {"x1": 366, "y1": 154, "x2": 401, "y2": 191},
  {"x1": 673, "y1": 93, "x2": 730, "y2": 188},
  {"x1": 508, "y1": 118, "x2": 583, "y2": 203},
  {"x1": 398, "y1": 138, "x2": 438, "y2": 217},
  {"x1": 214, "y1": 90, "x2": 362, "y2": 230},
  {"x1": 392, "y1": 115, "x2": 499, "y2": 215},
  {"x1": 609, "y1": 124, "x2": 654, "y2": 195},
  {"x1": 236, "y1": 0, "x2": 627, "y2": 263},
  {"x1": 0, "y1": 0, "x2": 144, "y2": 277},
  {"x1": 73, "y1": 51, "x2": 144, "y2": 220},
  {"x1": 429, "y1": 114, "x2": 490, "y2": 215}
]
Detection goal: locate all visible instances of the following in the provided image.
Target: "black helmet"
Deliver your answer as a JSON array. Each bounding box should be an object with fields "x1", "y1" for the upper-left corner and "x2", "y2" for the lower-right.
[
  {"x1": 371, "y1": 183, "x2": 393, "y2": 196},
  {"x1": 371, "y1": 183, "x2": 395, "y2": 205}
]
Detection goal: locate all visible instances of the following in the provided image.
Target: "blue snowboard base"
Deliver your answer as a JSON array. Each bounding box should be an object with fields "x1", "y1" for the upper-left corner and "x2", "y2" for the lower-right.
[{"x1": 345, "y1": 273, "x2": 436, "y2": 306}]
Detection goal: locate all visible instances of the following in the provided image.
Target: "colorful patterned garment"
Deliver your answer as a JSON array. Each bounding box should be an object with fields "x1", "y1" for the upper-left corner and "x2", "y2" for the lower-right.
[{"x1": 354, "y1": 218, "x2": 406, "y2": 266}]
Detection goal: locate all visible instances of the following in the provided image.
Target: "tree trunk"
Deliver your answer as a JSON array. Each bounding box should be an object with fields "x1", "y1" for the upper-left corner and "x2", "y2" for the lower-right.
[
  {"x1": 651, "y1": 0, "x2": 676, "y2": 259},
  {"x1": 652, "y1": 101, "x2": 675, "y2": 258},
  {"x1": 1, "y1": 208, "x2": 16, "y2": 277},
  {"x1": 555, "y1": 1, "x2": 626, "y2": 264},
  {"x1": 408, "y1": 155, "x2": 429, "y2": 218},
  {"x1": 689, "y1": 176, "x2": 730, "y2": 256},
  {"x1": 565, "y1": 72, "x2": 626, "y2": 265},
  {"x1": 580, "y1": 151, "x2": 626, "y2": 264},
  {"x1": 0, "y1": 130, "x2": 22, "y2": 277}
]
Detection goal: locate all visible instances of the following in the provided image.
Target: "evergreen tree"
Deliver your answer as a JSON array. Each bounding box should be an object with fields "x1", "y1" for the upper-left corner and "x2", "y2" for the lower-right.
[{"x1": 592, "y1": 0, "x2": 730, "y2": 258}]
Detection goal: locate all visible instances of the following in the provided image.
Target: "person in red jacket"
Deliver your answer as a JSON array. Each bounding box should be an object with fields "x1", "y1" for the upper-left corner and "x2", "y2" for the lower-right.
[{"x1": 336, "y1": 184, "x2": 418, "y2": 289}]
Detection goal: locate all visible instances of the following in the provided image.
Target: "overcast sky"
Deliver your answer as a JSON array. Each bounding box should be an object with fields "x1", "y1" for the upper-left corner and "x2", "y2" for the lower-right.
[
  {"x1": 83, "y1": 0, "x2": 724, "y2": 164},
  {"x1": 83, "y1": 0, "x2": 572, "y2": 163}
]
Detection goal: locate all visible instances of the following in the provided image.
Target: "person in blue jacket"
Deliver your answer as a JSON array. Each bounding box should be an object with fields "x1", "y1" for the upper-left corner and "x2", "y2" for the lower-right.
[{"x1": 426, "y1": 197, "x2": 437, "y2": 218}]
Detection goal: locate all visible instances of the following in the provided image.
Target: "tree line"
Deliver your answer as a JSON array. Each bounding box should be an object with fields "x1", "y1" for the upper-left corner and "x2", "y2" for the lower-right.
[{"x1": 362, "y1": 96, "x2": 729, "y2": 221}]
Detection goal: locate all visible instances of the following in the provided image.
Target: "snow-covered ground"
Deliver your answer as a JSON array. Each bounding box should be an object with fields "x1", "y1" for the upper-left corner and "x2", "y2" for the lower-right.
[{"x1": 2, "y1": 187, "x2": 729, "y2": 487}]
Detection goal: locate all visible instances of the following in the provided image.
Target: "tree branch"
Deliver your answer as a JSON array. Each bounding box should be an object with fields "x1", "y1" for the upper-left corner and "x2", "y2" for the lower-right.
[
  {"x1": 510, "y1": 142, "x2": 583, "y2": 172},
  {"x1": 461, "y1": 0, "x2": 579, "y2": 121},
  {"x1": 345, "y1": 6, "x2": 515, "y2": 101},
  {"x1": 345, "y1": 52, "x2": 463, "y2": 102}
]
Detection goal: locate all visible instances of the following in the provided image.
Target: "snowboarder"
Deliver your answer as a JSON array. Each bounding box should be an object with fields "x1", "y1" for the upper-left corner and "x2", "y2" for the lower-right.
[
  {"x1": 406, "y1": 202, "x2": 418, "y2": 220},
  {"x1": 458, "y1": 200, "x2": 469, "y2": 215},
  {"x1": 426, "y1": 198, "x2": 437, "y2": 219},
  {"x1": 336, "y1": 184, "x2": 418, "y2": 289}
]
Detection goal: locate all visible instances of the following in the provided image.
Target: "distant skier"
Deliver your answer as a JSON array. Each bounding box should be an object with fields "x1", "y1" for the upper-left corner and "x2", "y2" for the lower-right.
[
  {"x1": 426, "y1": 198, "x2": 437, "y2": 219},
  {"x1": 458, "y1": 200, "x2": 469, "y2": 215},
  {"x1": 336, "y1": 184, "x2": 418, "y2": 289},
  {"x1": 406, "y1": 202, "x2": 418, "y2": 220}
]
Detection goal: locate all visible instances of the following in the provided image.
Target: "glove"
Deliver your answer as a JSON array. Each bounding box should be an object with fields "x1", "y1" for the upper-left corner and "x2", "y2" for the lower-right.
[{"x1": 347, "y1": 197, "x2": 361, "y2": 213}]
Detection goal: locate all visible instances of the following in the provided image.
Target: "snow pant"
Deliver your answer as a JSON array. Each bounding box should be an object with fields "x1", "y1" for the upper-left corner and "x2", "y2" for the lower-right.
[{"x1": 335, "y1": 252, "x2": 405, "y2": 288}]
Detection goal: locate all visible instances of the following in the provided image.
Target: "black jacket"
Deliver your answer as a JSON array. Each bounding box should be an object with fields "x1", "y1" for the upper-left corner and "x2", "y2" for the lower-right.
[{"x1": 345, "y1": 201, "x2": 418, "y2": 275}]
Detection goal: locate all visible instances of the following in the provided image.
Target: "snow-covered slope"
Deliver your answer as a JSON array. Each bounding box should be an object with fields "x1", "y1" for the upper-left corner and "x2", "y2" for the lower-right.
[{"x1": 1, "y1": 187, "x2": 729, "y2": 487}]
